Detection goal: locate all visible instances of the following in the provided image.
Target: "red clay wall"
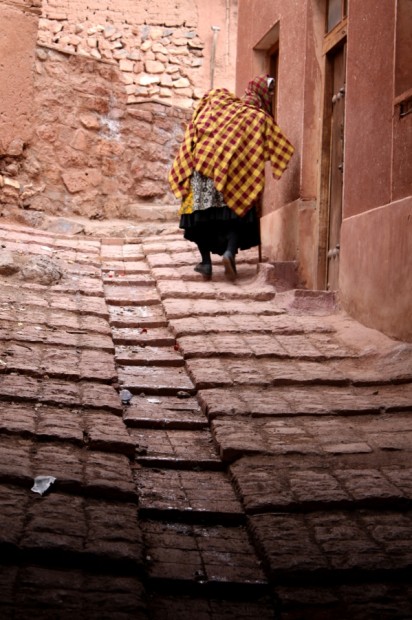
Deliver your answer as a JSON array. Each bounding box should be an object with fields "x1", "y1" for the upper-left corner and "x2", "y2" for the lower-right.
[
  {"x1": 236, "y1": 0, "x2": 323, "y2": 288},
  {"x1": 340, "y1": 0, "x2": 412, "y2": 341},
  {"x1": 236, "y1": 0, "x2": 411, "y2": 340},
  {"x1": 0, "y1": 1, "x2": 40, "y2": 210}
]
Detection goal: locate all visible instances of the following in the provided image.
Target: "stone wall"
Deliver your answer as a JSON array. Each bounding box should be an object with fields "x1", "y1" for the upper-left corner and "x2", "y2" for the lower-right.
[
  {"x1": 0, "y1": 0, "x2": 237, "y2": 219},
  {"x1": 27, "y1": 48, "x2": 191, "y2": 219},
  {"x1": 37, "y1": 18, "x2": 205, "y2": 110},
  {"x1": 41, "y1": 0, "x2": 198, "y2": 28}
]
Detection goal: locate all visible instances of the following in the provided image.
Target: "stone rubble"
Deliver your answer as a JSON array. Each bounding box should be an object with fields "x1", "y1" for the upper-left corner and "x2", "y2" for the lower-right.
[{"x1": 0, "y1": 219, "x2": 411, "y2": 618}]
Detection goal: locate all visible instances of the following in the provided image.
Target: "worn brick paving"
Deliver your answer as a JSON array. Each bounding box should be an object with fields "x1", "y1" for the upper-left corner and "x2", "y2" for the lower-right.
[{"x1": 0, "y1": 222, "x2": 411, "y2": 618}]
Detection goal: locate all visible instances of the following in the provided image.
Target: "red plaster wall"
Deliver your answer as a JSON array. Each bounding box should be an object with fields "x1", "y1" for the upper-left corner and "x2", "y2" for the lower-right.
[
  {"x1": 198, "y1": 1, "x2": 238, "y2": 92},
  {"x1": 236, "y1": 0, "x2": 306, "y2": 213},
  {"x1": 0, "y1": 5, "x2": 39, "y2": 150},
  {"x1": 393, "y1": 110, "x2": 412, "y2": 201},
  {"x1": 343, "y1": 0, "x2": 395, "y2": 218},
  {"x1": 236, "y1": 0, "x2": 323, "y2": 288},
  {"x1": 339, "y1": 0, "x2": 412, "y2": 341},
  {"x1": 236, "y1": 0, "x2": 412, "y2": 340},
  {"x1": 340, "y1": 197, "x2": 412, "y2": 341}
]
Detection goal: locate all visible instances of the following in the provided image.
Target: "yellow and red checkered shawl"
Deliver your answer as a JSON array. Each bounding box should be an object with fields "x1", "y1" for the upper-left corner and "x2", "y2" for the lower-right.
[{"x1": 169, "y1": 79, "x2": 294, "y2": 217}]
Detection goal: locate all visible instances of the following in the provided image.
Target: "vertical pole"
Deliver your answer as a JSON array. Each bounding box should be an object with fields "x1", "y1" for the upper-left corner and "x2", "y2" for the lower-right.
[
  {"x1": 210, "y1": 26, "x2": 220, "y2": 90},
  {"x1": 257, "y1": 194, "x2": 263, "y2": 263}
]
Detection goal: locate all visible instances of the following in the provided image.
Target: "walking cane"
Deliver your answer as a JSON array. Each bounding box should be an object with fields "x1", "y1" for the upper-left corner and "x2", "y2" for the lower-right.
[
  {"x1": 210, "y1": 26, "x2": 220, "y2": 90},
  {"x1": 258, "y1": 194, "x2": 262, "y2": 263}
]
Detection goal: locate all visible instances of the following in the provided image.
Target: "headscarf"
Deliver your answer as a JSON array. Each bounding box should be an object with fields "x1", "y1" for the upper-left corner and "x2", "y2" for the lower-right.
[
  {"x1": 169, "y1": 77, "x2": 294, "y2": 217},
  {"x1": 242, "y1": 75, "x2": 273, "y2": 116}
]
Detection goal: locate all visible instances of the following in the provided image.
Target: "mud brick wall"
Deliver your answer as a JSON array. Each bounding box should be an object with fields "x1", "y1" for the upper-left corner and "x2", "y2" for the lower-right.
[
  {"x1": 40, "y1": 0, "x2": 198, "y2": 28},
  {"x1": 31, "y1": 1, "x2": 204, "y2": 215},
  {"x1": 37, "y1": 20, "x2": 205, "y2": 109},
  {"x1": 28, "y1": 49, "x2": 191, "y2": 219},
  {"x1": 0, "y1": 0, "x2": 237, "y2": 219},
  {"x1": 0, "y1": 0, "x2": 41, "y2": 213}
]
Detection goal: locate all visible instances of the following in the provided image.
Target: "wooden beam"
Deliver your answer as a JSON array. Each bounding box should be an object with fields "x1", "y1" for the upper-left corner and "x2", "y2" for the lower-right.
[{"x1": 323, "y1": 18, "x2": 348, "y2": 55}]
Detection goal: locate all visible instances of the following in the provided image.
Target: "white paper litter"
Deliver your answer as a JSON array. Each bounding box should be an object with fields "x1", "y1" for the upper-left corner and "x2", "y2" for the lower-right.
[{"x1": 31, "y1": 476, "x2": 56, "y2": 496}]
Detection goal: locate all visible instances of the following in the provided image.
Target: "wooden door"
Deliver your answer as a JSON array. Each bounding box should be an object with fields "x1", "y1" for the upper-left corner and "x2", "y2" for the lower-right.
[{"x1": 326, "y1": 42, "x2": 346, "y2": 290}]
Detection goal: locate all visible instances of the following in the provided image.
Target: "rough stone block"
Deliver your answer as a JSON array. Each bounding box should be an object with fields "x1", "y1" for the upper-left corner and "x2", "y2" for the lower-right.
[
  {"x1": 0, "y1": 402, "x2": 37, "y2": 436},
  {"x1": 22, "y1": 493, "x2": 86, "y2": 554},
  {"x1": 79, "y1": 350, "x2": 117, "y2": 381},
  {"x1": 37, "y1": 405, "x2": 83, "y2": 443},
  {"x1": 0, "y1": 436, "x2": 33, "y2": 484}
]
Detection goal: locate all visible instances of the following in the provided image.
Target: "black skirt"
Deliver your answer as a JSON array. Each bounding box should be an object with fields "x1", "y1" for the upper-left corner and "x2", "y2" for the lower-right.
[{"x1": 180, "y1": 205, "x2": 260, "y2": 256}]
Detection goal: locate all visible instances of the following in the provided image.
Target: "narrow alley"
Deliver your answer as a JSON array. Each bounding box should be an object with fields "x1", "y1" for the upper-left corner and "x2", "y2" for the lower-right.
[{"x1": 0, "y1": 217, "x2": 411, "y2": 619}]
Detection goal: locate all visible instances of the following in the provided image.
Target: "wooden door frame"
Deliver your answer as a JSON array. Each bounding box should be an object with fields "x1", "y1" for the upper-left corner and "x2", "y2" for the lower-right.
[
  {"x1": 316, "y1": 18, "x2": 347, "y2": 288},
  {"x1": 267, "y1": 43, "x2": 279, "y2": 119}
]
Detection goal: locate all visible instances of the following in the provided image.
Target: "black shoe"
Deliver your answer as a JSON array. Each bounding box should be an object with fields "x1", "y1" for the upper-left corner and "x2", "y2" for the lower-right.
[
  {"x1": 194, "y1": 262, "x2": 212, "y2": 279},
  {"x1": 222, "y1": 251, "x2": 237, "y2": 281}
]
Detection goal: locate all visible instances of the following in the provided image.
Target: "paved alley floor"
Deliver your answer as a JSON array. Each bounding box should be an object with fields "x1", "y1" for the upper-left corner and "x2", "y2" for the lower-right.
[{"x1": 0, "y1": 219, "x2": 411, "y2": 619}]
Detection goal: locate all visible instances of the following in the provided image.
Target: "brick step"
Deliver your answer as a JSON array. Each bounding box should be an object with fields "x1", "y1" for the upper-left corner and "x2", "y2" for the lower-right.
[
  {"x1": 0, "y1": 485, "x2": 143, "y2": 572},
  {"x1": 108, "y1": 304, "x2": 168, "y2": 328},
  {"x1": 147, "y1": 593, "x2": 275, "y2": 620},
  {"x1": 142, "y1": 520, "x2": 269, "y2": 595},
  {"x1": 0, "y1": 376, "x2": 122, "y2": 413},
  {"x1": 272, "y1": 581, "x2": 412, "y2": 620},
  {"x1": 112, "y1": 326, "x2": 175, "y2": 346},
  {"x1": 115, "y1": 344, "x2": 184, "y2": 367},
  {"x1": 123, "y1": 394, "x2": 207, "y2": 430},
  {"x1": 0, "y1": 562, "x2": 147, "y2": 619},
  {"x1": 248, "y1": 509, "x2": 412, "y2": 585},
  {"x1": 135, "y1": 467, "x2": 244, "y2": 524},
  {"x1": 118, "y1": 365, "x2": 195, "y2": 395},
  {"x1": 131, "y1": 426, "x2": 221, "y2": 468},
  {"x1": 0, "y1": 438, "x2": 136, "y2": 501}
]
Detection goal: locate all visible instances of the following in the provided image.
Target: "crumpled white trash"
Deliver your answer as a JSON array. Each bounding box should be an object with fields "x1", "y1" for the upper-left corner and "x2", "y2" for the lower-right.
[{"x1": 31, "y1": 476, "x2": 56, "y2": 496}]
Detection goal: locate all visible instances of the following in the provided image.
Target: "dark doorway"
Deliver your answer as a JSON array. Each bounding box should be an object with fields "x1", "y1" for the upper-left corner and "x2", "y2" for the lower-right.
[{"x1": 326, "y1": 41, "x2": 346, "y2": 290}]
